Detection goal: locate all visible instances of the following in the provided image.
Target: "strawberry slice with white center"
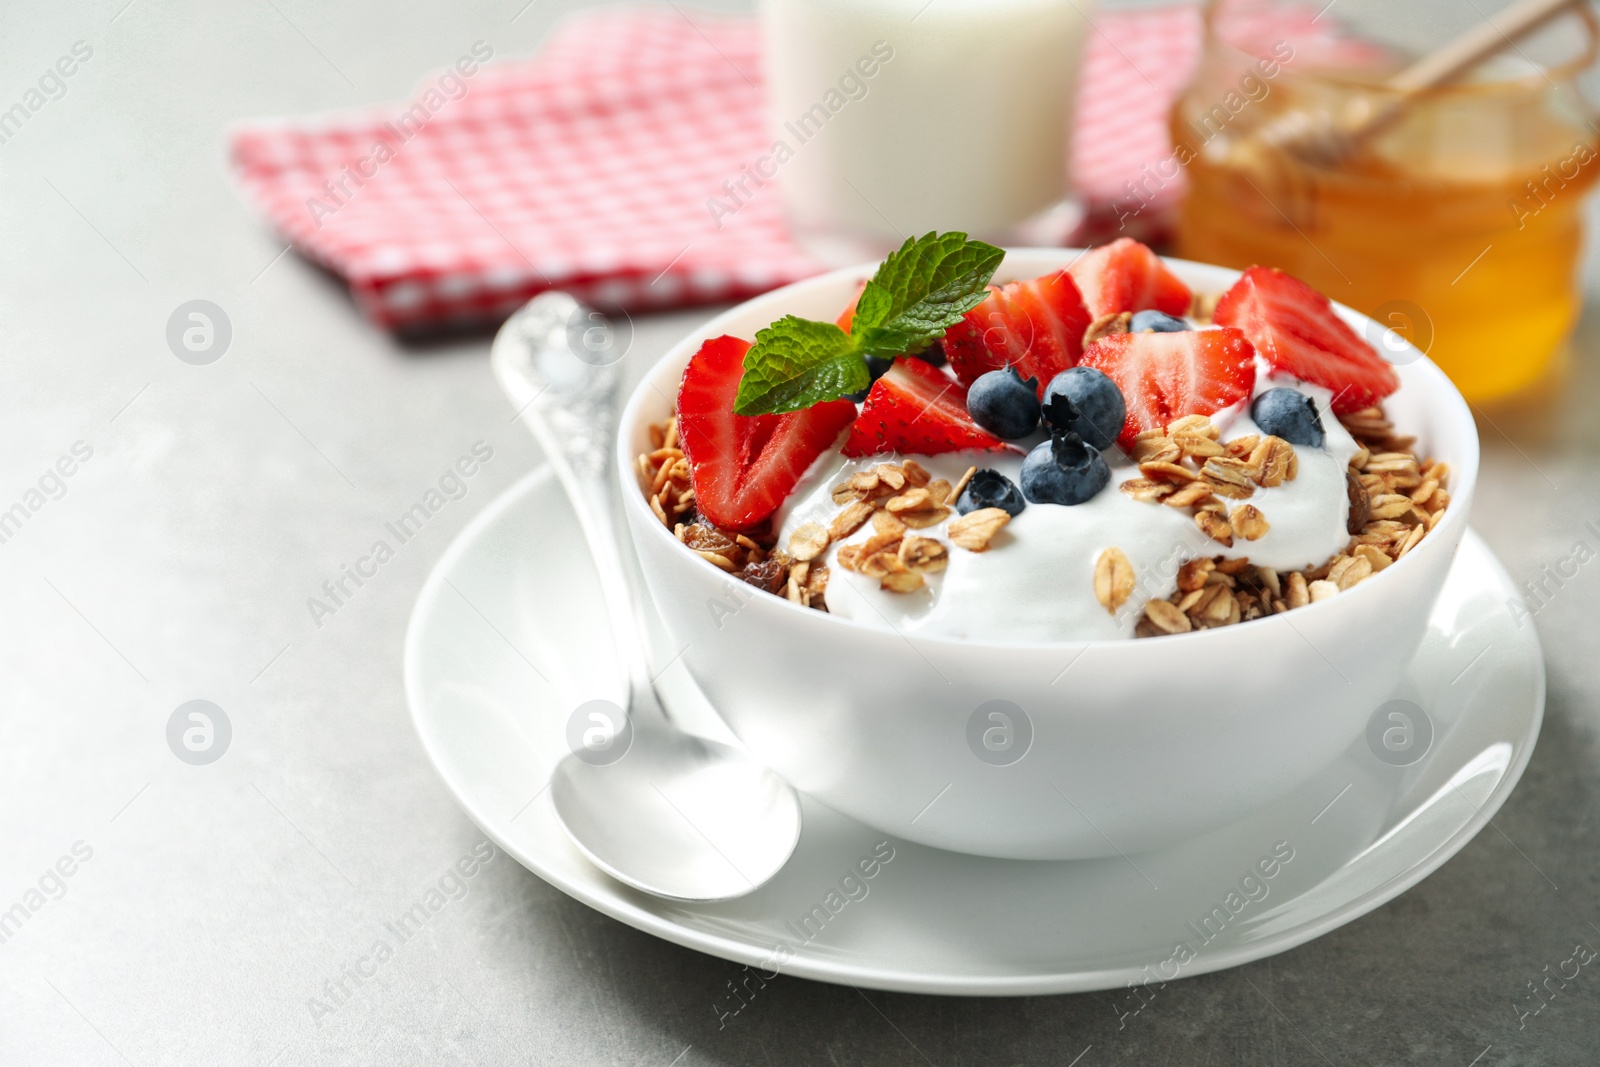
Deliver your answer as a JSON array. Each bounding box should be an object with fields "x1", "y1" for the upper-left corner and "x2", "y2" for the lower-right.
[
  {"x1": 1079, "y1": 328, "x2": 1258, "y2": 449},
  {"x1": 942, "y1": 269, "x2": 1091, "y2": 396},
  {"x1": 1213, "y1": 266, "x2": 1399, "y2": 413},
  {"x1": 678, "y1": 335, "x2": 858, "y2": 530},
  {"x1": 841, "y1": 356, "x2": 1009, "y2": 458},
  {"x1": 1067, "y1": 238, "x2": 1192, "y2": 319}
]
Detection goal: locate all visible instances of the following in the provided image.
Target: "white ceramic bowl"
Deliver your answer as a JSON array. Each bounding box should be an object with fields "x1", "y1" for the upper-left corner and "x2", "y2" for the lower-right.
[{"x1": 616, "y1": 251, "x2": 1480, "y2": 861}]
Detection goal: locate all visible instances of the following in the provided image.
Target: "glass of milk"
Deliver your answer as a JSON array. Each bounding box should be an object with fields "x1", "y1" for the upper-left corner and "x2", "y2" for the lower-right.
[{"x1": 759, "y1": 0, "x2": 1095, "y2": 262}]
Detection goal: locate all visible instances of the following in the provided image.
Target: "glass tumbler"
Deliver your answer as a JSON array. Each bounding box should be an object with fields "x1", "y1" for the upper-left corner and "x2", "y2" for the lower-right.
[{"x1": 761, "y1": 0, "x2": 1095, "y2": 263}]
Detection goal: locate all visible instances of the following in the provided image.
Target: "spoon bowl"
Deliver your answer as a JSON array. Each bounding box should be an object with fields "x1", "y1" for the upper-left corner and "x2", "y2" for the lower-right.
[{"x1": 551, "y1": 715, "x2": 802, "y2": 901}]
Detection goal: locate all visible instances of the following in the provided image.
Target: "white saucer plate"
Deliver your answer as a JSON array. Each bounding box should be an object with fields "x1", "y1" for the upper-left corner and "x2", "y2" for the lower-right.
[{"x1": 405, "y1": 467, "x2": 1543, "y2": 996}]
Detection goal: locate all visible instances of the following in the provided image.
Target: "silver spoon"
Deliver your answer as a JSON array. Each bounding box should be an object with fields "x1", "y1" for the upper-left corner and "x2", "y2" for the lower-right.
[{"x1": 490, "y1": 292, "x2": 802, "y2": 901}]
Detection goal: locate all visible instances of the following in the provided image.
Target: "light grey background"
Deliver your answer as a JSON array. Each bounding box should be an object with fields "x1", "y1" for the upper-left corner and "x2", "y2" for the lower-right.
[{"x1": 2, "y1": 1, "x2": 1598, "y2": 1064}]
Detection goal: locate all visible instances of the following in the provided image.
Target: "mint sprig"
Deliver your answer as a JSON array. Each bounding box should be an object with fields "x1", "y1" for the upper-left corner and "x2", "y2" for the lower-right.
[
  {"x1": 732, "y1": 232, "x2": 1003, "y2": 416},
  {"x1": 736, "y1": 316, "x2": 866, "y2": 415}
]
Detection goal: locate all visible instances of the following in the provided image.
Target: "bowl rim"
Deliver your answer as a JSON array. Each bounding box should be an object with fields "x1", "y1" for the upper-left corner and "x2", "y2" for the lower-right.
[{"x1": 615, "y1": 248, "x2": 1481, "y2": 652}]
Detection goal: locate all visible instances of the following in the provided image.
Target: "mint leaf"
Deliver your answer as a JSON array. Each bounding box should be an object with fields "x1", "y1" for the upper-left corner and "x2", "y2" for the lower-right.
[
  {"x1": 732, "y1": 316, "x2": 865, "y2": 416},
  {"x1": 730, "y1": 232, "x2": 1003, "y2": 416},
  {"x1": 851, "y1": 231, "x2": 1004, "y2": 358}
]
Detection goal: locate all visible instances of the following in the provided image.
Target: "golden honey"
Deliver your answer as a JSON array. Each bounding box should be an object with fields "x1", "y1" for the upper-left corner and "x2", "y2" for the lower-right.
[{"x1": 1171, "y1": 36, "x2": 1600, "y2": 402}]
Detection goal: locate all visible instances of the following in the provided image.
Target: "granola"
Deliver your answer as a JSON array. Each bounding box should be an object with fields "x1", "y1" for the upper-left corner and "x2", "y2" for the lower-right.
[
  {"x1": 638, "y1": 415, "x2": 829, "y2": 611},
  {"x1": 1094, "y1": 547, "x2": 1135, "y2": 615},
  {"x1": 825, "y1": 463, "x2": 1005, "y2": 587},
  {"x1": 1131, "y1": 405, "x2": 1450, "y2": 637},
  {"x1": 947, "y1": 507, "x2": 1010, "y2": 552}
]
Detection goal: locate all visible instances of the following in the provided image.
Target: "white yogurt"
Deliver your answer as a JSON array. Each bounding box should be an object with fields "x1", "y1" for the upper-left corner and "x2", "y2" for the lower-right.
[
  {"x1": 777, "y1": 371, "x2": 1359, "y2": 642},
  {"x1": 759, "y1": 0, "x2": 1093, "y2": 253}
]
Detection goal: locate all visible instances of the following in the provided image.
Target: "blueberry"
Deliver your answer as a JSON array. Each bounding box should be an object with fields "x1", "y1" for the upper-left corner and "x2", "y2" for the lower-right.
[
  {"x1": 846, "y1": 355, "x2": 894, "y2": 402},
  {"x1": 966, "y1": 367, "x2": 1040, "y2": 439},
  {"x1": 1020, "y1": 433, "x2": 1110, "y2": 506},
  {"x1": 1041, "y1": 367, "x2": 1126, "y2": 452},
  {"x1": 1130, "y1": 310, "x2": 1188, "y2": 333},
  {"x1": 956, "y1": 469, "x2": 1026, "y2": 517},
  {"x1": 1251, "y1": 387, "x2": 1324, "y2": 447},
  {"x1": 911, "y1": 340, "x2": 947, "y2": 367}
]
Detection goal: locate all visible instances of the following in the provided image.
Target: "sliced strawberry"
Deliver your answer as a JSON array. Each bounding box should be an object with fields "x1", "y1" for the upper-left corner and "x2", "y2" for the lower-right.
[
  {"x1": 1080, "y1": 329, "x2": 1258, "y2": 448},
  {"x1": 942, "y1": 269, "x2": 1091, "y2": 397},
  {"x1": 677, "y1": 335, "x2": 857, "y2": 530},
  {"x1": 836, "y1": 280, "x2": 867, "y2": 332},
  {"x1": 1213, "y1": 266, "x2": 1399, "y2": 413},
  {"x1": 841, "y1": 357, "x2": 1009, "y2": 458},
  {"x1": 1067, "y1": 238, "x2": 1191, "y2": 319}
]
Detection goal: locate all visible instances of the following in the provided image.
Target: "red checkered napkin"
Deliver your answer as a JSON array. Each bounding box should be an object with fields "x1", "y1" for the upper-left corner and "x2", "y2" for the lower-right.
[{"x1": 231, "y1": 5, "x2": 1208, "y2": 333}]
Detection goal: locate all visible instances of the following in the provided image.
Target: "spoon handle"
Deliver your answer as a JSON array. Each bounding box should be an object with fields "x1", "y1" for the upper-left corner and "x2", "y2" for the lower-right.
[{"x1": 490, "y1": 293, "x2": 655, "y2": 712}]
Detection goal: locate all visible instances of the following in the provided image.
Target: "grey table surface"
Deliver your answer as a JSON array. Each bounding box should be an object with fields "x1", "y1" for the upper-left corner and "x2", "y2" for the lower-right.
[{"x1": 3, "y1": 1, "x2": 1599, "y2": 1064}]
